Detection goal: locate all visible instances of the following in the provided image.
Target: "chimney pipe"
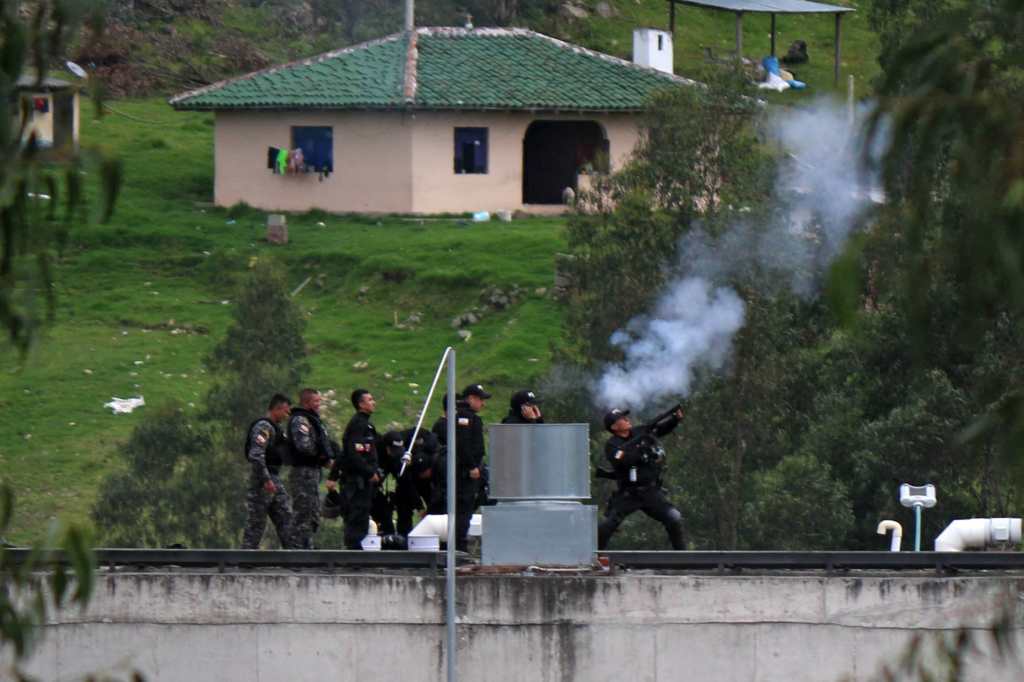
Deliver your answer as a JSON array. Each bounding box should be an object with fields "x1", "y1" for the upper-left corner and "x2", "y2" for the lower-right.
[{"x1": 405, "y1": 0, "x2": 414, "y2": 31}]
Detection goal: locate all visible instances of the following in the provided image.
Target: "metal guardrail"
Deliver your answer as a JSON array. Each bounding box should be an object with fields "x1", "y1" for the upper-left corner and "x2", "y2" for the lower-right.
[
  {"x1": 8, "y1": 548, "x2": 1024, "y2": 572},
  {"x1": 5, "y1": 548, "x2": 468, "y2": 570},
  {"x1": 602, "y1": 551, "x2": 1024, "y2": 571}
]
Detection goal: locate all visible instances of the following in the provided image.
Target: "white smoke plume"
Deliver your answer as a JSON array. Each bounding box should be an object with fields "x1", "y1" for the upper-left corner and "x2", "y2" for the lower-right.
[{"x1": 595, "y1": 99, "x2": 883, "y2": 411}]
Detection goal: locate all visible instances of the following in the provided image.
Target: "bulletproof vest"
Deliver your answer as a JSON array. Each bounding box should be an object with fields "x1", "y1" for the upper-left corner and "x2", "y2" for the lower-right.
[
  {"x1": 244, "y1": 418, "x2": 287, "y2": 468},
  {"x1": 288, "y1": 407, "x2": 331, "y2": 466},
  {"x1": 618, "y1": 432, "x2": 666, "y2": 488}
]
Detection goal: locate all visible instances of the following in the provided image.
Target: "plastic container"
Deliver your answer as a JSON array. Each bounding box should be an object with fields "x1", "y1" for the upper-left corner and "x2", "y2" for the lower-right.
[
  {"x1": 360, "y1": 534, "x2": 382, "y2": 551},
  {"x1": 408, "y1": 535, "x2": 440, "y2": 551}
]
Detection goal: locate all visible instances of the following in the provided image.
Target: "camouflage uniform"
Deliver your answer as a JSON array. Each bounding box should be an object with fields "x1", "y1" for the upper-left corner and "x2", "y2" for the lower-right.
[
  {"x1": 242, "y1": 418, "x2": 294, "y2": 549},
  {"x1": 287, "y1": 407, "x2": 332, "y2": 549}
]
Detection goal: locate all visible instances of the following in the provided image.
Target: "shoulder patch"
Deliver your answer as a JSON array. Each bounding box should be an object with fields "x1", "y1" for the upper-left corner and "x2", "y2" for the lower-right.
[
  {"x1": 457, "y1": 417, "x2": 470, "y2": 427},
  {"x1": 614, "y1": 450, "x2": 625, "y2": 460}
]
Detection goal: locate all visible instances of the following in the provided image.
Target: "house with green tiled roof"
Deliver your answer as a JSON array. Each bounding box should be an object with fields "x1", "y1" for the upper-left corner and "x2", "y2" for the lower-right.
[{"x1": 170, "y1": 26, "x2": 688, "y2": 214}]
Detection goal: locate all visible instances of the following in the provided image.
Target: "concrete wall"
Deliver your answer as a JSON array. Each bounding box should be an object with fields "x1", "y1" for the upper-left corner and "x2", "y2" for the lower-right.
[
  {"x1": 23, "y1": 571, "x2": 1024, "y2": 681},
  {"x1": 212, "y1": 109, "x2": 640, "y2": 214}
]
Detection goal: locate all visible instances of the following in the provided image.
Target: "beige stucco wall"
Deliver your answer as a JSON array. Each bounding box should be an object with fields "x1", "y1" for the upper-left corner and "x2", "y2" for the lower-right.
[
  {"x1": 212, "y1": 109, "x2": 640, "y2": 214},
  {"x1": 214, "y1": 110, "x2": 415, "y2": 213},
  {"x1": 408, "y1": 111, "x2": 639, "y2": 214}
]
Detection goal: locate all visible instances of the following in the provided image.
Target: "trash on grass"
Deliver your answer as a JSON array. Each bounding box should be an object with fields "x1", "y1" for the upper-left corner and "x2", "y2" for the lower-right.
[{"x1": 104, "y1": 396, "x2": 145, "y2": 414}]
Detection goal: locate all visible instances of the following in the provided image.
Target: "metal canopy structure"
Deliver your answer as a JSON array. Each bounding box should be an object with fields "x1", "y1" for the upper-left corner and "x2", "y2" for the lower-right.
[{"x1": 666, "y1": 0, "x2": 855, "y2": 85}]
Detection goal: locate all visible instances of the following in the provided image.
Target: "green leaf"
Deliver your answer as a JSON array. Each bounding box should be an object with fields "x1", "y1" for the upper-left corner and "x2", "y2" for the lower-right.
[{"x1": 825, "y1": 235, "x2": 866, "y2": 328}]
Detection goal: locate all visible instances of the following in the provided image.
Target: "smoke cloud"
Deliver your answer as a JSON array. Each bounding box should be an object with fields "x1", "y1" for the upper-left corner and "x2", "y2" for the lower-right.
[{"x1": 595, "y1": 99, "x2": 882, "y2": 411}]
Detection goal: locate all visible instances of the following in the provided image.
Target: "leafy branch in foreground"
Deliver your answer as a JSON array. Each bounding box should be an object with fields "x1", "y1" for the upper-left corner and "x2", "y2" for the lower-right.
[
  {"x1": 0, "y1": 483, "x2": 95, "y2": 680},
  {"x1": 1, "y1": 0, "x2": 120, "y2": 356}
]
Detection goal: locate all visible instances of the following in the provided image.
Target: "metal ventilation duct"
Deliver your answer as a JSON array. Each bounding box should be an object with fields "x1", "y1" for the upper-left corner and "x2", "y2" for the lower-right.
[{"x1": 482, "y1": 423, "x2": 597, "y2": 566}]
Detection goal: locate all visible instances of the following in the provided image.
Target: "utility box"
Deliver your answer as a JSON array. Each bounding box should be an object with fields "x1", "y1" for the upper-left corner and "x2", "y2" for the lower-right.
[
  {"x1": 482, "y1": 423, "x2": 597, "y2": 566},
  {"x1": 633, "y1": 28, "x2": 674, "y2": 75}
]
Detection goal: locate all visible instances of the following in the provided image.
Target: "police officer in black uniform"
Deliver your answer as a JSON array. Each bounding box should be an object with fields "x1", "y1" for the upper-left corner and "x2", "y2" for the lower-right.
[
  {"x1": 598, "y1": 406, "x2": 686, "y2": 550},
  {"x1": 287, "y1": 388, "x2": 334, "y2": 549},
  {"x1": 388, "y1": 427, "x2": 440, "y2": 536},
  {"x1": 452, "y1": 383, "x2": 490, "y2": 551},
  {"x1": 328, "y1": 388, "x2": 382, "y2": 550},
  {"x1": 242, "y1": 394, "x2": 295, "y2": 549},
  {"x1": 501, "y1": 389, "x2": 544, "y2": 424},
  {"x1": 371, "y1": 431, "x2": 399, "y2": 537},
  {"x1": 427, "y1": 393, "x2": 452, "y2": 516}
]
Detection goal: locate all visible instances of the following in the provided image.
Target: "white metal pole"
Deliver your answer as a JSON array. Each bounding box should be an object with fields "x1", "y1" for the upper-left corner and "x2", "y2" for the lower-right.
[
  {"x1": 405, "y1": 0, "x2": 414, "y2": 31},
  {"x1": 445, "y1": 350, "x2": 457, "y2": 682}
]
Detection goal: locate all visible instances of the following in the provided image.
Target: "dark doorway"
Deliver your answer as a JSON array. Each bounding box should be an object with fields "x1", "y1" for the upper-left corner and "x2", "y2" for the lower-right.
[
  {"x1": 522, "y1": 121, "x2": 608, "y2": 205},
  {"x1": 52, "y1": 92, "x2": 75, "y2": 150}
]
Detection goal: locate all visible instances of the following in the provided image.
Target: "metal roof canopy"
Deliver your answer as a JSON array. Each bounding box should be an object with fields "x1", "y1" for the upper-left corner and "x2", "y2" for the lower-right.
[{"x1": 666, "y1": 0, "x2": 855, "y2": 85}]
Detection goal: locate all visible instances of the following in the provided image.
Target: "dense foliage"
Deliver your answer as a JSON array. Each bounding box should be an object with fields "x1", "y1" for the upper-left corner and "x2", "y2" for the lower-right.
[{"x1": 560, "y1": 12, "x2": 1024, "y2": 550}]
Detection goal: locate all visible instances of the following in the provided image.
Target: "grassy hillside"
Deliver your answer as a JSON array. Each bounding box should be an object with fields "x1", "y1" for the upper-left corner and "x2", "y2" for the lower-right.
[
  {"x1": 562, "y1": 0, "x2": 878, "y2": 95},
  {"x1": 0, "y1": 99, "x2": 567, "y2": 543},
  {"x1": 99, "y1": 0, "x2": 877, "y2": 99},
  {"x1": 2, "y1": 0, "x2": 881, "y2": 544}
]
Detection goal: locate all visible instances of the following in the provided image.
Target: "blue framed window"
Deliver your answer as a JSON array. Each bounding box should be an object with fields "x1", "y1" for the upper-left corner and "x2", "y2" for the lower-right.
[
  {"x1": 454, "y1": 127, "x2": 488, "y2": 174},
  {"x1": 291, "y1": 126, "x2": 333, "y2": 173}
]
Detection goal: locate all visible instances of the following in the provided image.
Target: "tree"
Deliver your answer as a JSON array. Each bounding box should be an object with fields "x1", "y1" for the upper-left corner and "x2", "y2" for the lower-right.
[
  {"x1": 862, "y1": 0, "x2": 1024, "y2": 489},
  {"x1": 565, "y1": 67, "x2": 772, "y2": 363},
  {"x1": 2, "y1": 0, "x2": 119, "y2": 355},
  {"x1": 93, "y1": 266, "x2": 309, "y2": 547}
]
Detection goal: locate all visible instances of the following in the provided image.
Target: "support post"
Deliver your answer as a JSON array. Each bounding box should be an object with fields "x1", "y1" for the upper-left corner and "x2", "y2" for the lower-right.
[
  {"x1": 914, "y1": 505, "x2": 922, "y2": 552},
  {"x1": 405, "y1": 0, "x2": 414, "y2": 31},
  {"x1": 847, "y1": 74, "x2": 855, "y2": 125},
  {"x1": 735, "y1": 12, "x2": 743, "y2": 61},
  {"x1": 770, "y1": 13, "x2": 776, "y2": 56},
  {"x1": 834, "y1": 12, "x2": 842, "y2": 86},
  {"x1": 445, "y1": 352, "x2": 457, "y2": 682},
  {"x1": 669, "y1": 0, "x2": 676, "y2": 34}
]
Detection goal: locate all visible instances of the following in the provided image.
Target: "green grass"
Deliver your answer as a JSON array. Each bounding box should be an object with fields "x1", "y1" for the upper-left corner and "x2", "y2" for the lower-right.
[
  {"x1": 563, "y1": 0, "x2": 879, "y2": 98},
  {"x1": 0, "y1": 99, "x2": 568, "y2": 543},
  {"x1": 0, "y1": 1, "x2": 884, "y2": 543}
]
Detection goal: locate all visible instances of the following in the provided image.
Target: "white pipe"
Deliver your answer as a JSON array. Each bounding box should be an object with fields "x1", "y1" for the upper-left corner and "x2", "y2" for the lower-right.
[
  {"x1": 409, "y1": 513, "x2": 482, "y2": 543},
  {"x1": 400, "y1": 346, "x2": 452, "y2": 477},
  {"x1": 410, "y1": 514, "x2": 450, "y2": 541},
  {"x1": 934, "y1": 517, "x2": 1022, "y2": 552},
  {"x1": 405, "y1": 0, "x2": 414, "y2": 31},
  {"x1": 876, "y1": 520, "x2": 902, "y2": 552}
]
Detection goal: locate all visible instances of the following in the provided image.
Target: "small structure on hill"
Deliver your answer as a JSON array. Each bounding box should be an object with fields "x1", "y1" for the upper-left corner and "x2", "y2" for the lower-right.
[
  {"x1": 665, "y1": 0, "x2": 854, "y2": 85},
  {"x1": 169, "y1": 26, "x2": 691, "y2": 215},
  {"x1": 14, "y1": 75, "x2": 80, "y2": 152}
]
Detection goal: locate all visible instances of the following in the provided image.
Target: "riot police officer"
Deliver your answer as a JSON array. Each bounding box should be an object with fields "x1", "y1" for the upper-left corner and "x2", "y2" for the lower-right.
[
  {"x1": 288, "y1": 388, "x2": 334, "y2": 549},
  {"x1": 427, "y1": 393, "x2": 452, "y2": 516},
  {"x1": 328, "y1": 389, "x2": 382, "y2": 550},
  {"x1": 452, "y1": 383, "x2": 490, "y2": 552},
  {"x1": 501, "y1": 389, "x2": 544, "y2": 424},
  {"x1": 242, "y1": 394, "x2": 295, "y2": 549},
  {"x1": 598, "y1": 406, "x2": 686, "y2": 550},
  {"x1": 387, "y1": 427, "x2": 440, "y2": 536}
]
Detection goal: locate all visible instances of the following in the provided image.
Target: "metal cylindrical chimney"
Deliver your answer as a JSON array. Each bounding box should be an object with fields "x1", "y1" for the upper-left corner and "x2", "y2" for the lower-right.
[
  {"x1": 482, "y1": 423, "x2": 597, "y2": 566},
  {"x1": 405, "y1": 0, "x2": 414, "y2": 31}
]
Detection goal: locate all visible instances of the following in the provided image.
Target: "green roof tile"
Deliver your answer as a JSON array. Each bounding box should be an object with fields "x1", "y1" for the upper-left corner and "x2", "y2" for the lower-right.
[{"x1": 170, "y1": 28, "x2": 689, "y2": 112}]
